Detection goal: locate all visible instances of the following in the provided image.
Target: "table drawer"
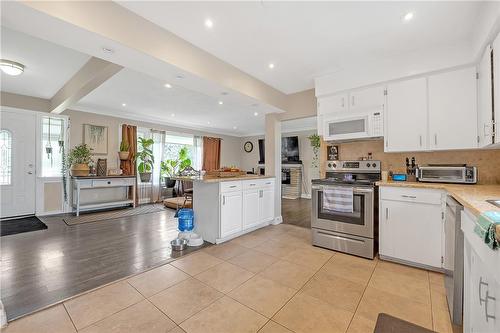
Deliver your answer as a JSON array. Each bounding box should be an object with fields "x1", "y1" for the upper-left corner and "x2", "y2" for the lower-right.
[
  {"x1": 92, "y1": 179, "x2": 134, "y2": 187},
  {"x1": 220, "y1": 181, "x2": 242, "y2": 193},
  {"x1": 380, "y1": 186, "x2": 442, "y2": 205}
]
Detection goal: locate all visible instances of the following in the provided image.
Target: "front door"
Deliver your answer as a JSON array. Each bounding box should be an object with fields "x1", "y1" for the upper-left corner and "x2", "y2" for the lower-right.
[{"x1": 0, "y1": 110, "x2": 36, "y2": 218}]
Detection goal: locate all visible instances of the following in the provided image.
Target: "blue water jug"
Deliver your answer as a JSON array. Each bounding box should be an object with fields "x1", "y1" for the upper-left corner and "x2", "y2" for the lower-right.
[{"x1": 177, "y1": 208, "x2": 194, "y2": 232}]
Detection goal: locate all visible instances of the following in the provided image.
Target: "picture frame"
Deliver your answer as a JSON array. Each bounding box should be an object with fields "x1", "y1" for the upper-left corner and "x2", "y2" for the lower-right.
[
  {"x1": 83, "y1": 124, "x2": 108, "y2": 155},
  {"x1": 327, "y1": 145, "x2": 339, "y2": 160}
]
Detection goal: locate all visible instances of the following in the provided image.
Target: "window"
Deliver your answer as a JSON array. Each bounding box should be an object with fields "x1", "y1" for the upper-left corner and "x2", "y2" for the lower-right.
[
  {"x1": 41, "y1": 117, "x2": 65, "y2": 177},
  {"x1": 0, "y1": 130, "x2": 12, "y2": 185},
  {"x1": 163, "y1": 134, "x2": 194, "y2": 163}
]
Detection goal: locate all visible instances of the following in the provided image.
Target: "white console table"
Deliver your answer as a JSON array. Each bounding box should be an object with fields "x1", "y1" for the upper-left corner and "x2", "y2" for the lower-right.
[{"x1": 71, "y1": 176, "x2": 136, "y2": 216}]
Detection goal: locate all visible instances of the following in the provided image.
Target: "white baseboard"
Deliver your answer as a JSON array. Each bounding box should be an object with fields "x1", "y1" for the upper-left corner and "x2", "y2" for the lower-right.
[{"x1": 271, "y1": 215, "x2": 283, "y2": 225}]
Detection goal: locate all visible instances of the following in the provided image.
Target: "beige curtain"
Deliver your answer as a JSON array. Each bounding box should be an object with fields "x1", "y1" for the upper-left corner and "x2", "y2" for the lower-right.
[{"x1": 202, "y1": 137, "x2": 221, "y2": 171}]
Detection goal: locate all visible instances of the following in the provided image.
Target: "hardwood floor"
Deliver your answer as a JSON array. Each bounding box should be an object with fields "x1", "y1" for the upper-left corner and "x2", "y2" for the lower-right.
[
  {"x1": 281, "y1": 198, "x2": 312, "y2": 228},
  {"x1": 0, "y1": 208, "x2": 207, "y2": 321}
]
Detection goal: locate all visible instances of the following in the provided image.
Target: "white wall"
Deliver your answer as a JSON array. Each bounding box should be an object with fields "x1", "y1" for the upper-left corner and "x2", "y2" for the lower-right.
[{"x1": 64, "y1": 109, "x2": 242, "y2": 169}]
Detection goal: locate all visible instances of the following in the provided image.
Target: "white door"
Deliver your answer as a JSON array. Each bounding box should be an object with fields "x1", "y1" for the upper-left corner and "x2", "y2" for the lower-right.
[
  {"x1": 0, "y1": 111, "x2": 36, "y2": 218},
  {"x1": 242, "y1": 189, "x2": 260, "y2": 230},
  {"x1": 259, "y1": 188, "x2": 275, "y2": 223},
  {"x1": 349, "y1": 86, "x2": 385, "y2": 111},
  {"x1": 220, "y1": 191, "x2": 242, "y2": 238},
  {"x1": 385, "y1": 77, "x2": 428, "y2": 152},
  {"x1": 428, "y1": 67, "x2": 478, "y2": 150},
  {"x1": 317, "y1": 94, "x2": 348, "y2": 115},
  {"x1": 478, "y1": 45, "x2": 494, "y2": 147}
]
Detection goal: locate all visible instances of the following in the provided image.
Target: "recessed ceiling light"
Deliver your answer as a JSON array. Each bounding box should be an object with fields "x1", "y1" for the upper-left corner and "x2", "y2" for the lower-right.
[
  {"x1": 254, "y1": 112, "x2": 259, "y2": 116},
  {"x1": 0, "y1": 59, "x2": 24, "y2": 76},
  {"x1": 403, "y1": 12, "x2": 414, "y2": 22},
  {"x1": 171, "y1": 113, "x2": 175, "y2": 117},
  {"x1": 122, "y1": 103, "x2": 127, "y2": 107},
  {"x1": 205, "y1": 18, "x2": 214, "y2": 29},
  {"x1": 164, "y1": 83, "x2": 172, "y2": 88},
  {"x1": 268, "y1": 63, "x2": 275, "y2": 69},
  {"x1": 233, "y1": 126, "x2": 238, "y2": 130},
  {"x1": 207, "y1": 121, "x2": 211, "y2": 125},
  {"x1": 102, "y1": 47, "x2": 114, "y2": 54},
  {"x1": 218, "y1": 101, "x2": 224, "y2": 105}
]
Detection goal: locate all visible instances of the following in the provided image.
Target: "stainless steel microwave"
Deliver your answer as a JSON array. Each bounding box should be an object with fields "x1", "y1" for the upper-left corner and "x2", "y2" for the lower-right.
[{"x1": 417, "y1": 165, "x2": 477, "y2": 184}]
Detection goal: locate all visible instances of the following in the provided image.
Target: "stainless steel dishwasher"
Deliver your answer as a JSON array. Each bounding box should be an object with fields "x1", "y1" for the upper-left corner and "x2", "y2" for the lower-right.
[{"x1": 444, "y1": 195, "x2": 464, "y2": 326}]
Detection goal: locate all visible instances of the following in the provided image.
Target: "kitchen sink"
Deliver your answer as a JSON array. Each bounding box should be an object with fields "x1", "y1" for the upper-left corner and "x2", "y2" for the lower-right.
[{"x1": 486, "y1": 199, "x2": 500, "y2": 208}]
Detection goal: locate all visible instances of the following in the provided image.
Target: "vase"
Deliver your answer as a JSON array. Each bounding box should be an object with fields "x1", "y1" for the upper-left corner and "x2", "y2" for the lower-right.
[{"x1": 118, "y1": 151, "x2": 130, "y2": 160}]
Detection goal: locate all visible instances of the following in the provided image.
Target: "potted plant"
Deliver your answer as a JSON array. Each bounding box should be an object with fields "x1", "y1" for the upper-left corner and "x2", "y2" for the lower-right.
[
  {"x1": 137, "y1": 137, "x2": 154, "y2": 182},
  {"x1": 308, "y1": 134, "x2": 321, "y2": 175},
  {"x1": 67, "y1": 143, "x2": 92, "y2": 177},
  {"x1": 160, "y1": 147, "x2": 192, "y2": 188},
  {"x1": 118, "y1": 139, "x2": 130, "y2": 160}
]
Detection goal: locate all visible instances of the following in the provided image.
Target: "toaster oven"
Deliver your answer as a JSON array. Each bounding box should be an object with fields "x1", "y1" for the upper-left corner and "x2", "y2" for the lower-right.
[{"x1": 417, "y1": 165, "x2": 477, "y2": 184}]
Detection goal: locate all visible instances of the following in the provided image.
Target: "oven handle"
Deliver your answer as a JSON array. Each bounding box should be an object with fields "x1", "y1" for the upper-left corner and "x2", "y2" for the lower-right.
[{"x1": 312, "y1": 185, "x2": 373, "y2": 193}]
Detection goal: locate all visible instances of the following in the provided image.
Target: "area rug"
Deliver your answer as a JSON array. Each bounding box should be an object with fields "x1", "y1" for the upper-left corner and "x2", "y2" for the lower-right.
[
  {"x1": 1, "y1": 216, "x2": 48, "y2": 237},
  {"x1": 63, "y1": 204, "x2": 167, "y2": 226}
]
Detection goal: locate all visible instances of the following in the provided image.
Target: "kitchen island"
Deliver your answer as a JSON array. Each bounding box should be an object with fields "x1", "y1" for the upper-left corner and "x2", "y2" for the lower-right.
[{"x1": 173, "y1": 175, "x2": 276, "y2": 243}]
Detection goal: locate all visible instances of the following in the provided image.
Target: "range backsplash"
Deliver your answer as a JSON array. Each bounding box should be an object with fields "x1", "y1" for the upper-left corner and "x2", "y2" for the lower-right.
[{"x1": 320, "y1": 139, "x2": 500, "y2": 184}]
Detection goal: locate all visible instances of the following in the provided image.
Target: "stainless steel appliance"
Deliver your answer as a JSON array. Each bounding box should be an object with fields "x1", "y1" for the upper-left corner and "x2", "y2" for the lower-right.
[
  {"x1": 322, "y1": 109, "x2": 383, "y2": 142},
  {"x1": 417, "y1": 164, "x2": 477, "y2": 184},
  {"x1": 311, "y1": 160, "x2": 381, "y2": 259},
  {"x1": 444, "y1": 196, "x2": 464, "y2": 326}
]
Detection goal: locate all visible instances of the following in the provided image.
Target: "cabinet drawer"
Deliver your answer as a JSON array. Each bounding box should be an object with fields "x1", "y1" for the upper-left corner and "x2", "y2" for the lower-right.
[
  {"x1": 380, "y1": 186, "x2": 442, "y2": 205},
  {"x1": 220, "y1": 181, "x2": 242, "y2": 193},
  {"x1": 92, "y1": 179, "x2": 133, "y2": 187},
  {"x1": 260, "y1": 178, "x2": 275, "y2": 188},
  {"x1": 242, "y1": 180, "x2": 261, "y2": 190}
]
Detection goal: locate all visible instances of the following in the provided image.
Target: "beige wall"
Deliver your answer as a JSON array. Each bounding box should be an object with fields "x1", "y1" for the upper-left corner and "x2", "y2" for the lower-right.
[
  {"x1": 280, "y1": 89, "x2": 317, "y2": 121},
  {"x1": 320, "y1": 139, "x2": 500, "y2": 184},
  {"x1": 64, "y1": 110, "x2": 242, "y2": 170}
]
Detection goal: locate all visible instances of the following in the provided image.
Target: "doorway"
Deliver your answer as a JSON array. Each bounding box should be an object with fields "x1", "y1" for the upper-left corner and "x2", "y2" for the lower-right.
[{"x1": 0, "y1": 110, "x2": 36, "y2": 218}]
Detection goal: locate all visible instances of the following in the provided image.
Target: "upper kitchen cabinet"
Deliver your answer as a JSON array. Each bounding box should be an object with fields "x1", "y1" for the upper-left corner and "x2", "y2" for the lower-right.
[
  {"x1": 385, "y1": 77, "x2": 428, "y2": 152},
  {"x1": 317, "y1": 93, "x2": 348, "y2": 115},
  {"x1": 428, "y1": 67, "x2": 478, "y2": 150},
  {"x1": 349, "y1": 86, "x2": 385, "y2": 111},
  {"x1": 477, "y1": 44, "x2": 494, "y2": 147}
]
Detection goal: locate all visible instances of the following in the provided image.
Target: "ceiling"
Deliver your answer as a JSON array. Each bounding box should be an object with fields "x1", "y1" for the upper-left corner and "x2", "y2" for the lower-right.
[
  {"x1": 74, "y1": 68, "x2": 271, "y2": 136},
  {"x1": 118, "y1": 1, "x2": 485, "y2": 94},
  {"x1": 0, "y1": 27, "x2": 90, "y2": 99}
]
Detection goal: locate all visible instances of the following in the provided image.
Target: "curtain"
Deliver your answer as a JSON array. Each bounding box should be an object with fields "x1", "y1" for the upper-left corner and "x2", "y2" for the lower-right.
[
  {"x1": 193, "y1": 135, "x2": 203, "y2": 171},
  {"x1": 202, "y1": 137, "x2": 221, "y2": 171},
  {"x1": 120, "y1": 124, "x2": 137, "y2": 205},
  {"x1": 151, "y1": 130, "x2": 165, "y2": 202}
]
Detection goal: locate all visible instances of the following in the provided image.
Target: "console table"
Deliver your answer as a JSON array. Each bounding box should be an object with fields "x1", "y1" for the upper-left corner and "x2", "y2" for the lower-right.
[{"x1": 71, "y1": 176, "x2": 136, "y2": 216}]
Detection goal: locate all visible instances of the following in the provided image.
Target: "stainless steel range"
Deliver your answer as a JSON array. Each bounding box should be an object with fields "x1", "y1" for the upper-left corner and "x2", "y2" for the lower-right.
[{"x1": 311, "y1": 160, "x2": 381, "y2": 259}]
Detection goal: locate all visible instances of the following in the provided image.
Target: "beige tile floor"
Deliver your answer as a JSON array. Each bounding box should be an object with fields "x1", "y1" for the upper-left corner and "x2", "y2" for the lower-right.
[{"x1": 3, "y1": 223, "x2": 455, "y2": 333}]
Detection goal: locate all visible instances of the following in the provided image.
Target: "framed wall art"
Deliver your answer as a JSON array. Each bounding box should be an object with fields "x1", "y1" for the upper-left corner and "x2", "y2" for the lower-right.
[{"x1": 83, "y1": 124, "x2": 108, "y2": 155}]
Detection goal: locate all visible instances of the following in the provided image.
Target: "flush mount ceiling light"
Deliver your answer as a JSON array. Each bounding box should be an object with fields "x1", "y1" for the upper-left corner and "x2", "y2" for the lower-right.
[
  {"x1": 403, "y1": 11, "x2": 414, "y2": 22},
  {"x1": 268, "y1": 63, "x2": 275, "y2": 69},
  {"x1": 121, "y1": 103, "x2": 127, "y2": 107},
  {"x1": 205, "y1": 18, "x2": 214, "y2": 29},
  {"x1": 164, "y1": 83, "x2": 172, "y2": 88},
  {"x1": 218, "y1": 101, "x2": 224, "y2": 105},
  {"x1": 0, "y1": 59, "x2": 24, "y2": 76}
]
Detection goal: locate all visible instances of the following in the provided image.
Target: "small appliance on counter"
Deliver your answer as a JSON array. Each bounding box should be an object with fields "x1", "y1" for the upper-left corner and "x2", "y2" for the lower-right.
[{"x1": 417, "y1": 164, "x2": 477, "y2": 184}]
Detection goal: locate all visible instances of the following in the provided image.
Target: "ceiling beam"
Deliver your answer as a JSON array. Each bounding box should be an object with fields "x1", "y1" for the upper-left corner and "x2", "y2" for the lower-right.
[
  {"x1": 0, "y1": 91, "x2": 50, "y2": 112},
  {"x1": 49, "y1": 57, "x2": 122, "y2": 114}
]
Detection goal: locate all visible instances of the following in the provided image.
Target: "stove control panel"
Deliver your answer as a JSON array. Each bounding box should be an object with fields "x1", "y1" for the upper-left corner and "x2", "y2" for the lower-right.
[{"x1": 326, "y1": 160, "x2": 381, "y2": 172}]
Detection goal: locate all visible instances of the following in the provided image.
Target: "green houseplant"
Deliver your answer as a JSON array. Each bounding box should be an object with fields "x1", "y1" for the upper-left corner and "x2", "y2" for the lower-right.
[
  {"x1": 137, "y1": 137, "x2": 154, "y2": 182},
  {"x1": 160, "y1": 147, "x2": 192, "y2": 188},
  {"x1": 308, "y1": 134, "x2": 321, "y2": 169},
  {"x1": 118, "y1": 139, "x2": 130, "y2": 160},
  {"x1": 67, "y1": 143, "x2": 92, "y2": 177}
]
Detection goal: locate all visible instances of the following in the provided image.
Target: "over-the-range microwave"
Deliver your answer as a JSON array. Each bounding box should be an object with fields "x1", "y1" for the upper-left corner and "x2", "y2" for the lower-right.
[{"x1": 322, "y1": 109, "x2": 383, "y2": 142}]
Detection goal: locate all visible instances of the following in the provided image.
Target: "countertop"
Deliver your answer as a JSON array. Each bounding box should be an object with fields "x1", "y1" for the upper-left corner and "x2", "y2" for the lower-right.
[
  {"x1": 376, "y1": 181, "x2": 500, "y2": 217},
  {"x1": 172, "y1": 175, "x2": 275, "y2": 183}
]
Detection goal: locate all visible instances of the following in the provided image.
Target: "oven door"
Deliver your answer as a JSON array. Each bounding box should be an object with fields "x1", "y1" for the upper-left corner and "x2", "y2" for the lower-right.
[{"x1": 311, "y1": 185, "x2": 374, "y2": 238}]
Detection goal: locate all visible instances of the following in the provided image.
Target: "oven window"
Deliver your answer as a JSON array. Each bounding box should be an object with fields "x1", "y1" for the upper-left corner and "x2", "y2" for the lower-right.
[
  {"x1": 420, "y1": 169, "x2": 463, "y2": 180},
  {"x1": 317, "y1": 191, "x2": 365, "y2": 225},
  {"x1": 328, "y1": 119, "x2": 365, "y2": 136}
]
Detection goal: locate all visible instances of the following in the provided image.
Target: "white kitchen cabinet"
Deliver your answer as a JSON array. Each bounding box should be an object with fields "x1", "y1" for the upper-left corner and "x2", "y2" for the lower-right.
[
  {"x1": 220, "y1": 191, "x2": 242, "y2": 238},
  {"x1": 385, "y1": 77, "x2": 428, "y2": 152},
  {"x1": 260, "y1": 187, "x2": 275, "y2": 222},
  {"x1": 428, "y1": 67, "x2": 478, "y2": 150},
  {"x1": 494, "y1": 33, "x2": 500, "y2": 145},
  {"x1": 317, "y1": 93, "x2": 348, "y2": 115},
  {"x1": 379, "y1": 187, "x2": 443, "y2": 269},
  {"x1": 349, "y1": 86, "x2": 385, "y2": 111},
  {"x1": 478, "y1": 44, "x2": 494, "y2": 147},
  {"x1": 242, "y1": 189, "x2": 260, "y2": 230}
]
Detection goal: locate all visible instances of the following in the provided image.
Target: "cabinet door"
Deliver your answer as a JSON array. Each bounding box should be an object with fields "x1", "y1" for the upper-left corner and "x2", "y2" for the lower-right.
[
  {"x1": 385, "y1": 77, "x2": 428, "y2": 152},
  {"x1": 349, "y1": 86, "x2": 385, "y2": 111},
  {"x1": 259, "y1": 188, "x2": 275, "y2": 223},
  {"x1": 379, "y1": 200, "x2": 394, "y2": 258},
  {"x1": 478, "y1": 45, "x2": 494, "y2": 147},
  {"x1": 220, "y1": 192, "x2": 242, "y2": 238},
  {"x1": 383, "y1": 200, "x2": 442, "y2": 268},
  {"x1": 317, "y1": 94, "x2": 348, "y2": 115},
  {"x1": 428, "y1": 67, "x2": 478, "y2": 150},
  {"x1": 242, "y1": 190, "x2": 260, "y2": 230}
]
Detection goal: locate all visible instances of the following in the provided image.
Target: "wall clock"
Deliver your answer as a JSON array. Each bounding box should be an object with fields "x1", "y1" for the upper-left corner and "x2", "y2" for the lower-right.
[{"x1": 244, "y1": 141, "x2": 253, "y2": 153}]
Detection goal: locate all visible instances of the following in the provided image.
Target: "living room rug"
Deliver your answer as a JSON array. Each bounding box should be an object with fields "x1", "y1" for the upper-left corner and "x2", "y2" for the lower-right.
[
  {"x1": 1, "y1": 216, "x2": 48, "y2": 237},
  {"x1": 63, "y1": 204, "x2": 166, "y2": 226}
]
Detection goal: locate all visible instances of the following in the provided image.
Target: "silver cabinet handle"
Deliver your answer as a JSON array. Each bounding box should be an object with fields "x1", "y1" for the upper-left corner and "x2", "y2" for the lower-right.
[
  {"x1": 229, "y1": 185, "x2": 237, "y2": 188},
  {"x1": 351, "y1": 95, "x2": 355, "y2": 106},
  {"x1": 27, "y1": 171, "x2": 33, "y2": 175},
  {"x1": 341, "y1": 97, "x2": 344, "y2": 108},
  {"x1": 419, "y1": 135, "x2": 422, "y2": 147},
  {"x1": 249, "y1": 183, "x2": 256, "y2": 186},
  {"x1": 259, "y1": 190, "x2": 263, "y2": 198},
  {"x1": 434, "y1": 134, "x2": 437, "y2": 146},
  {"x1": 479, "y1": 277, "x2": 488, "y2": 305},
  {"x1": 385, "y1": 207, "x2": 389, "y2": 220},
  {"x1": 401, "y1": 195, "x2": 417, "y2": 199},
  {"x1": 485, "y1": 290, "x2": 496, "y2": 322},
  {"x1": 222, "y1": 195, "x2": 226, "y2": 205}
]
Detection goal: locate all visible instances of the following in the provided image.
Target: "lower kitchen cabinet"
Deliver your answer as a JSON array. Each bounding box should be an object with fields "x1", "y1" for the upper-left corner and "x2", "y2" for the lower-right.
[
  {"x1": 220, "y1": 191, "x2": 243, "y2": 238},
  {"x1": 260, "y1": 187, "x2": 275, "y2": 223},
  {"x1": 379, "y1": 187, "x2": 444, "y2": 269}
]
